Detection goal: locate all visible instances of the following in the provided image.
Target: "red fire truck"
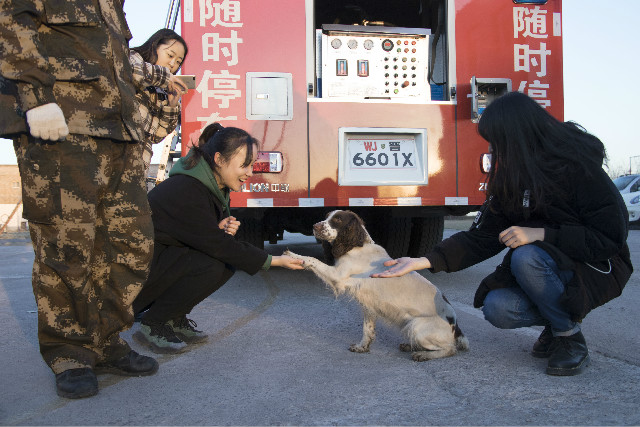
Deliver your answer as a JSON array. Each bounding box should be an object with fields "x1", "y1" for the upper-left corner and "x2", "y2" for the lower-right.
[{"x1": 176, "y1": 0, "x2": 564, "y2": 257}]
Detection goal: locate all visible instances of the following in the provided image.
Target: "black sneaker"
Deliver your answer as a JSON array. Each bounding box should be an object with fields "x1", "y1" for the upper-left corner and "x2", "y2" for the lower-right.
[
  {"x1": 531, "y1": 326, "x2": 555, "y2": 358},
  {"x1": 168, "y1": 316, "x2": 208, "y2": 344},
  {"x1": 95, "y1": 350, "x2": 159, "y2": 376},
  {"x1": 546, "y1": 331, "x2": 590, "y2": 376},
  {"x1": 55, "y1": 368, "x2": 98, "y2": 399},
  {"x1": 133, "y1": 320, "x2": 187, "y2": 354}
]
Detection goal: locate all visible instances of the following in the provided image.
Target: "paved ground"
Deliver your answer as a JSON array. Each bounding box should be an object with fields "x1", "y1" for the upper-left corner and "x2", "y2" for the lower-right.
[{"x1": 0, "y1": 219, "x2": 638, "y2": 426}]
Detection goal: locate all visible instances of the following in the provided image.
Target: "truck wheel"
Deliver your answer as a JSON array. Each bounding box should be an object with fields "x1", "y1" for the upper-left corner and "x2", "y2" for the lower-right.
[
  {"x1": 382, "y1": 217, "x2": 412, "y2": 258},
  {"x1": 235, "y1": 217, "x2": 265, "y2": 250},
  {"x1": 407, "y1": 216, "x2": 444, "y2": 257}
]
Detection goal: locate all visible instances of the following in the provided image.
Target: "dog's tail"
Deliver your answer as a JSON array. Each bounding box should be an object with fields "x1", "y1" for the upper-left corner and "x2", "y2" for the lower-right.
[{"x1": 454, "y1": 324, "x2": 470, "y2": 351}]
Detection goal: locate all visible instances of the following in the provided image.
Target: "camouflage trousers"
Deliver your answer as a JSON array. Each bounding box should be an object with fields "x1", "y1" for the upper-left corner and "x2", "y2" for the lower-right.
[{"x1": 13, "y1": 134, "x2": 153, "y2": 374}]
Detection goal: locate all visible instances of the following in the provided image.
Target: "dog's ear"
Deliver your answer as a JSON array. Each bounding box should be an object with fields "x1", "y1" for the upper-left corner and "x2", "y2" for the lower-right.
[
  {"x1": 332, "y1": 213, "x2": 367, "y2": 258},
  {"x1": 321, "y1": 240, "x2": 335, "y2": 265},
  {"x1": 348, "y1": 213, "x2": 368, "y2": 246}
]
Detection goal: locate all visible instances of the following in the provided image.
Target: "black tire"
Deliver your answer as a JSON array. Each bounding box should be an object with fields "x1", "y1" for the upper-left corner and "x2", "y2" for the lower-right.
[
  {"x1": 376, "y1": 216, "x2": 412, "y2": 258},
  {"x1": 235, "y1": 217, "x2": 265, "y2": 250},
  {"x1": 407, "y1": 216, "x2": 444, "y2": 257}
]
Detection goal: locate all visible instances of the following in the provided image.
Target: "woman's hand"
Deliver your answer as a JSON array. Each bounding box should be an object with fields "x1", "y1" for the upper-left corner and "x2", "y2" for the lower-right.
[
  {"x1": 271, "y1": 255, "x2": 305, "y2": 270},
  {"x1": 219, "y1": 216, "x2": 241, "y2": 236},
  {"x1": 167, "y1": 75, "x2": 188, "y2": 107},
  {"x1": 370, "y1": 257, "x2": 431, "y2": 278},
  {"x1": 499, "y1": 226, "x2": 545, "y2": 249}
]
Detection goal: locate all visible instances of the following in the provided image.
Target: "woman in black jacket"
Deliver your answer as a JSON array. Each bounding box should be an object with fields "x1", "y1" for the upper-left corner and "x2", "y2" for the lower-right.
[
  {"x1": 373, "y1": 92, "x2": 632, "y2": 376},
  {"x1": 132, "y1": 123, "x2": 303, "y2": 354}
]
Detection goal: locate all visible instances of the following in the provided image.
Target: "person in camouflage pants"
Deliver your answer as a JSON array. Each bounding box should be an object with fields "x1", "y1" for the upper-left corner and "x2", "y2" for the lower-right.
[{"x1": 0, "y1": 0, "x2": 157, "y2": 398}]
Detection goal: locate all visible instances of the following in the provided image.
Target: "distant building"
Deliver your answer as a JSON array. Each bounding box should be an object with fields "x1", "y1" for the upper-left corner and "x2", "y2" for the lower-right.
[{"x1": 0, "y1": 165, "x2": 25, "y2": 232}]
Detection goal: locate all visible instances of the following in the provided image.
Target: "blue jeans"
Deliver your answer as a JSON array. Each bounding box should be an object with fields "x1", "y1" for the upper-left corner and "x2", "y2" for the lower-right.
[{"x1": 482, "y1": 245, "x2": 580, "y2": 337}]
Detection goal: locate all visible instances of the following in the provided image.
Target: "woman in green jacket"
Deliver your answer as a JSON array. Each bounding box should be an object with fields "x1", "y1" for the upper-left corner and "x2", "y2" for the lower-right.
[{"x1": 133, "y1": 123, "x2": 303, "y2": 354}]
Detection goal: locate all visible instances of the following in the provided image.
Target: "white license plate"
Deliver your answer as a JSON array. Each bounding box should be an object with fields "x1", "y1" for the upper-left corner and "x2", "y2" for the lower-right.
[{"x1": 347, "y1": 138, "x2": 417, "y2": 170}]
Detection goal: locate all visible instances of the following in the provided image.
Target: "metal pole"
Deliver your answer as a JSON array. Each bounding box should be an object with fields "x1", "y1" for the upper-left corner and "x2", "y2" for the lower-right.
[
  {"x1": 171, "y1": 2, "x2": 181, "y2": 30},
  {"x1": 165, "y1": 0, "x2": 181, "y2": 30},
  {"x1": 630, "y1": 155, "x2": 640, "y2": 175}
]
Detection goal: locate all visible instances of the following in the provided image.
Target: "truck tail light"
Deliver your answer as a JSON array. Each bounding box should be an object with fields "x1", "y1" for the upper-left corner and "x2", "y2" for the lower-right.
[
  {"x1": 481, "y1": 153, "x2": 492, "y2": 173},
  {"x1": 253, "y1": 151, "x2": 283, "y2": 173}
]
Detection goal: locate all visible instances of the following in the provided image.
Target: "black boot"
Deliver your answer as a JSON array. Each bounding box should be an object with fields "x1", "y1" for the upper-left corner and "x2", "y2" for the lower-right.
[
  {"x1": 531, "y1": 326, "x2": 554, "y2": 358},
  {"x1": 546, "y1": 331, "x2": 590, "y2": 376},
  {"x1": 95, "y1": 350, "x2": 159, "y2": 376},
  {"x1": 55, "y1": 368, "x2": 98, "y2": 399}
]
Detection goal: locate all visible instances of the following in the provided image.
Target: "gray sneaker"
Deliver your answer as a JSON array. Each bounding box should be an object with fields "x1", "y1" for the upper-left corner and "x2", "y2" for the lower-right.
[
  {"x1": 133, "y1": 321, "x2": 187, "y2": 354},
  {"x1": 168, "y1": 316, "x2": 208, "y2": 344}
]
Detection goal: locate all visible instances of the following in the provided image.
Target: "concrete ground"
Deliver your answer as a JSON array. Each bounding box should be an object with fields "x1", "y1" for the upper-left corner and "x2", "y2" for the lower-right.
[{"x1": 0, "y1": 219, "x2": 638, "y2": 426}]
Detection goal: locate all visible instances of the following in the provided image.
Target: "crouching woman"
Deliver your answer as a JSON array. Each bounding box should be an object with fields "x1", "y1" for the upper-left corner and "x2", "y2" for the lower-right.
[
  {"x1": 372, "y1": 92, "x2": 633, "y2": 376},
  {"x1": 132, "y1": 123, "x2": 303, "y2": 353}
]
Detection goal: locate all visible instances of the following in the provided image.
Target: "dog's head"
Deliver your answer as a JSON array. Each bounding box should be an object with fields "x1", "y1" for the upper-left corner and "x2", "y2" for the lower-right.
[{"x1": 313, "y1": 210, "x2": 372, "y2": 259}]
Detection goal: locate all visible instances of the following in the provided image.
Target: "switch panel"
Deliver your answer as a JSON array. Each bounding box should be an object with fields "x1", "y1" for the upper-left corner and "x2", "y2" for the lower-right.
[{"x1": 320, "y1": 25, "x2": 430, "y2": 101}]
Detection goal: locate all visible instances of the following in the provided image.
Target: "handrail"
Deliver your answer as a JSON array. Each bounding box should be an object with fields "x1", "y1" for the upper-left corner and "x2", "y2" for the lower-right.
[{"x1": 165, "y1": 0, "x2": 181, "y2": 30}]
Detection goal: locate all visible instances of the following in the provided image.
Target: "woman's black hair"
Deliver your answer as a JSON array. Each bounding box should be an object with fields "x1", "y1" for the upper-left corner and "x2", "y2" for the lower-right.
[
  {"x1": 477, "y1": 91, "x2": 606, "y2": 215},
  {"x1": 184, "y1": 123, "x2": 259, "y2": 175},
  {"x1": 131, "y1": 29, "x2": 188, "y2": 72}
]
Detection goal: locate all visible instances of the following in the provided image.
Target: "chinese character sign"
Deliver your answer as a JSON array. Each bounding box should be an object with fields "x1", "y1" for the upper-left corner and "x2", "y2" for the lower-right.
[
  {"x1": 180, "y1": 0, "x2": 307, "y2": 153},
  {"x1": 513, "y1": 4, "x2": 562, "y2": 110}
]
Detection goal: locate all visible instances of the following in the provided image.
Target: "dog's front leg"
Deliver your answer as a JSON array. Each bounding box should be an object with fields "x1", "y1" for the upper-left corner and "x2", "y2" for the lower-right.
[
  {"x1": 349, "y1": 310, "x2": 376, "y2": 353},
  {"x1": 284, "y1": 250, "x2": 346, "y2": 292}
]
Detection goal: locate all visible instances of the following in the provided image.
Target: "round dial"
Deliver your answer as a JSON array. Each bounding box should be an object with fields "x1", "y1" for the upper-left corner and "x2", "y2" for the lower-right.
[
  {"x1": 363, "y1": 39, "x2": 374, "y2": 50},
  {"x1": 347, "y1": 39, "x2": 358, "y2": 49},
  {"x1": 331, "y1": 38, "x2": 342, "y2": 49}
]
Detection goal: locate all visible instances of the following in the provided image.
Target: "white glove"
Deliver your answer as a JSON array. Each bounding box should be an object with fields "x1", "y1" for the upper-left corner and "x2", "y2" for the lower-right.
[{"x1": 26, "y1": 103, "x2": 69, "y2": 141}]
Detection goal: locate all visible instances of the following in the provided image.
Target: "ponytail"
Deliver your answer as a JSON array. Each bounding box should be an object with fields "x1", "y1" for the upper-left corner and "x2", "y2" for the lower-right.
[
  {"x1": 183, "y1": 122, "x2": 258, "y2": 171},
  {"x1": 183, "y1": 122, "x2": 225, "y2": 169}
]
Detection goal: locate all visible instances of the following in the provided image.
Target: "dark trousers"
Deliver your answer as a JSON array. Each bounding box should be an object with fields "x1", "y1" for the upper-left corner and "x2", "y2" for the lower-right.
[{"x1": 133, "y1": 243, "x2": 235, "y2": 323}]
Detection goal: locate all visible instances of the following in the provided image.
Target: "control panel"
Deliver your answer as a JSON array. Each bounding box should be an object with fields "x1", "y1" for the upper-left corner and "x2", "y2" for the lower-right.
[{"x1": 320, "y1": 25, "x2": 431, "y2": 101}]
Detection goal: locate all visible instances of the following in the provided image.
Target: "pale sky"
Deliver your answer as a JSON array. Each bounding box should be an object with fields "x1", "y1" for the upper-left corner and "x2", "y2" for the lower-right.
[{"x1": 1, "y1": 0, "x2": 638, "y2": 175}]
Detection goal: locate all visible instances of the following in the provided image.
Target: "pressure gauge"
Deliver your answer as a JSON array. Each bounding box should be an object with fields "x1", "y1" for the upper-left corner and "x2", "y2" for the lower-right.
[
  {"x1": 381, "y1": 39, "x2": 394, "y2": 52},
  {"x1": 331, "y1": 38, "x2": 342, "y2": 49},
  {"x1": 363, "y1": 39, "x2": 374, "y2": 50},
  {"x1": 347, "y1": 39, "x2": 358, "y2": 49}
]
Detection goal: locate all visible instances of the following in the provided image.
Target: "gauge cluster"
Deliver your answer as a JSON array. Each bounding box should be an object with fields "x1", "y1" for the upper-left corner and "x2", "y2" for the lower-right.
[{"x1": 320, "y1": 26, "x2": 431, "y2": 100}]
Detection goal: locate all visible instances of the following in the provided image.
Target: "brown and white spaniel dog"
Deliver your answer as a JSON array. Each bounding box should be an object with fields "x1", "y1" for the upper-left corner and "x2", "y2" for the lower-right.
[{"x1": 285, "y1": 210, "x2": 469, "y2": 361}]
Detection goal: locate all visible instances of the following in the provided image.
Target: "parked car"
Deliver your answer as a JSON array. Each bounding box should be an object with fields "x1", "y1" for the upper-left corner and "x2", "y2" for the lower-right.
[
  {"x1": 614, "y1": 174, "x2": 640, "y2": 224},
  {"x1": 614, "y1": 174, "x2": 640, "y2": 194},
  {"x1": 622, "y1": 191, "x2": 640, "y2": 224}
]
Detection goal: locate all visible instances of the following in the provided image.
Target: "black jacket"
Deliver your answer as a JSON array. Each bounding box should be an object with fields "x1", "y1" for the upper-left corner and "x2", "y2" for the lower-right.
[
  {"x1": 148, "y1": 173, "x2": 268, "y2": 276},
  {"x1": 426, "y1": 167, "x2": 633, "y2": 321}
]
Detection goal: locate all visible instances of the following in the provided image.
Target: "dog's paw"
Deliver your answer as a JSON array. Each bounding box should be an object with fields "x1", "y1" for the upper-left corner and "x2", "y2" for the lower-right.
[
  {"x1": 283, "y1": 249, "x2": 297, "y2": 258},
  {"x1": 283, "y1": 250, "x2": 316, "y2": 270},
  {"x1": 349, "y1": 344, "x2": 370, "y2": 353},
  {"x1": 411, "y1": 349, "x2": 456, "y2": 361},
  {"x1": 411, "y1": 351, "x2": 432, "y2": 362},
  {"x1": 399, "y1": 343, "x2": 414, "y2": 352}
]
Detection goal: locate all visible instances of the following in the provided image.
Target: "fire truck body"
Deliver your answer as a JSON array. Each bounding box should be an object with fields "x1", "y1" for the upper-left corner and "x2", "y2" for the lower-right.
[{"x1": 179, "y1": 0, "x2": 564, "y2": 256}]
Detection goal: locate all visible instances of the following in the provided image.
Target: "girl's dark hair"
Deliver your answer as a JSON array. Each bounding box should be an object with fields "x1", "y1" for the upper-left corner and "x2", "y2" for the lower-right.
[
  {"x1": 131, "y1": 29, "x2": 188, "y2": 72},
  {"x1": 184, "y1": 123, "x2": 259, "y2": 173},
  {"x1": 478, "y1": 91, "x2": 606, "y2": 215}
]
